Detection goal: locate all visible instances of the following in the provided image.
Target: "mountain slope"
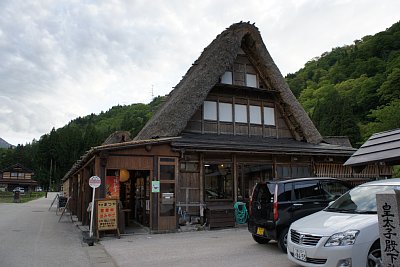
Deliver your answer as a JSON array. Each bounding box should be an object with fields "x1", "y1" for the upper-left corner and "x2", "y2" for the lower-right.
[{"x1": 285, "y1": 21, "x2": 400, "y2": 146}]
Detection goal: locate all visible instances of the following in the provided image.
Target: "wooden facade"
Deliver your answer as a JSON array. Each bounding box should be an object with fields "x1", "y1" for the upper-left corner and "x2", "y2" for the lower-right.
[
  {"x1": 0, "y1": 163, "x2": 38, "y2": 191},
  {"x1": 62, "y1": 23, "x2": 392, "y2": 233}
]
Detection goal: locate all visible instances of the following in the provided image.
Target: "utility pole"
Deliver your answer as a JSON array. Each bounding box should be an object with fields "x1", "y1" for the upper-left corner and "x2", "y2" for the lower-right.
[{"x1": 49, "y1": 158, "x2": 52, "y2": 192}]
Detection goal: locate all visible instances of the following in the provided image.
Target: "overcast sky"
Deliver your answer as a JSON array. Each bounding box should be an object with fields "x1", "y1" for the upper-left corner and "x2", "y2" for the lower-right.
[{"x1": 1, "y1": 0, "x2": 399, "y2": 146}]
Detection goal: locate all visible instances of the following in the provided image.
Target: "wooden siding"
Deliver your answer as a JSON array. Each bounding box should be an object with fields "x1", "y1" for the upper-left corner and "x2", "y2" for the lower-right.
[
  {"x1": 184, "y1": 92, "x2": 294, "y2": 139},
  {"x1": 314, "y1": 163, "x2": 393, "y2": 179},
  {"x1": 177, "y1": 172, "x2": 201, "y2": 215},
  {"x1": 2, "y1": 171, "x2": 33, "y2": 180}
]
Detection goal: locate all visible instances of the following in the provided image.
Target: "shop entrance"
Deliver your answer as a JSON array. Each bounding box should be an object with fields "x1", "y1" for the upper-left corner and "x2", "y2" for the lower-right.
[
  {"x1": 120, "y1": 170, "x2": 150, "y2": 228},
  {"x1": 107, "y1": 169, "x2": 150, "y2": 231}
]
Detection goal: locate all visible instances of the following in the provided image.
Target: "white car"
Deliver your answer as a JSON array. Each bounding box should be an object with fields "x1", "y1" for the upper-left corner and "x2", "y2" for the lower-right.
[
  {"x1": 13, "y1": 187, "x2": 25, "y2": 194},
  {"x1": 287, "y1": 178, "x2": 400, "y2": 267}
]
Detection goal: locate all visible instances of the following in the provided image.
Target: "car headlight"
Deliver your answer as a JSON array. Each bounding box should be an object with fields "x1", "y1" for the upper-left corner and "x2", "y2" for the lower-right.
[{"x1": 325, "y1": 230, "x2": 359, "y2": 247}]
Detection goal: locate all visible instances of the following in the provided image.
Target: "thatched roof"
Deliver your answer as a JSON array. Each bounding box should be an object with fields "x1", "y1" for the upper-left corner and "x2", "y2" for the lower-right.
[
  {"x1": 135, "y1": 22, "x2": 322, "y2": 144},
  {"x1": 102, "y1": 131, "x2": 131, "y2": 145},
  {"x1": 323, "y1": 136, "x2": 353, "y2": 148}
]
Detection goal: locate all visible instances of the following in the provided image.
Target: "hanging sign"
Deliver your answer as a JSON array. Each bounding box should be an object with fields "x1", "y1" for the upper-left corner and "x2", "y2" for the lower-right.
[{"x1": 152, "y1": 181, "x2": 160, "y2": 193}]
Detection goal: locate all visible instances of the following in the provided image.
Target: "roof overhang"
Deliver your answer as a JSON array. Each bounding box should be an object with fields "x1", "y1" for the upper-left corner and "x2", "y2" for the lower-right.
[{"x1": 344, "y1": 129, "x2": 400, "y2": 166}]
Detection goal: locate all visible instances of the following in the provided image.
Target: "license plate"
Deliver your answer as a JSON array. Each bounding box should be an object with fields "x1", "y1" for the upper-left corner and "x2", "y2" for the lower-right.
[
  {"x1": 293, "y1": 247, "x2": 307, "y2": 262},
  {"x1": 256, "y1": 227, "x2": 264, "y2": 235}
]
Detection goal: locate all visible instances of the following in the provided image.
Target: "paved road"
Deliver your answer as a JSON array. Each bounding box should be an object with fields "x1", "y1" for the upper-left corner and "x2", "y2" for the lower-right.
[
  {"x1": 0, "y1": 193, "x2": 115, "y2": 267},
  {"x1": 102, "y1": 227, "x2": 300, "y2": 267}
]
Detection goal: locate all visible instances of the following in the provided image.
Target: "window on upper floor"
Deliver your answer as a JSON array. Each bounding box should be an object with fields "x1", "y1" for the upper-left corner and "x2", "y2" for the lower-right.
[
  {"x1": 264, "y1": 107, "x2": 275, "y2": 126},
  {"x1": 221, "y1": 71, "x2": 233, "y2": 85},
  {"x1": 249, "y1": 105, "x2": 262, "y2": 124},
  {"x1": 219, "y1": 102, "x2": 232, "y2": 122},
  {"x1": 203, "y1": 101, "x2": 275, "y2": 127},
  {"x1": 234, "y1": 104, "x2": 247, "y2": 123},
  {"x1": 204, "y1": 101, "x2": 217, "y2": 120},
  {"x1": 246, "y1": 74, "x2": 257, "y2": 87}
]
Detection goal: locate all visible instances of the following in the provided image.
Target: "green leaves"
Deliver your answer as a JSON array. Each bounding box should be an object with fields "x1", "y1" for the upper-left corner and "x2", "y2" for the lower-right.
[{"x1": 286, "y1": 20, "x2": 400, "y2": 146}]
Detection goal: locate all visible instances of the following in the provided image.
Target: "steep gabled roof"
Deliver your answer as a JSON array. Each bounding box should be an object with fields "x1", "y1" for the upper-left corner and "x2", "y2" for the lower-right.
[
  {"x1": 135, "y1": 22, "x2": 322, "y2": 144},
  {"x1": 0, "y1": 163, "x2": 34, "y2": 174},
  {"x1": 344, "y1": 128, "x2": 400, "y2": 166}
]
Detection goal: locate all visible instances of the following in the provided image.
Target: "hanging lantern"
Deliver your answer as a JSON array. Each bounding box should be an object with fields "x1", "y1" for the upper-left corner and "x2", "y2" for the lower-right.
[{"x1": 119, "y1": 169, "x2": 130, "y2": 182}]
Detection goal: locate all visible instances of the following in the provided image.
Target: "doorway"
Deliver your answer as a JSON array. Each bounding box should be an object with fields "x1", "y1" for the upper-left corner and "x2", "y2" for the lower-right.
[
  {"x1": 158, "y1": 157, "x2": 178, "y2": 231},
  {"x1": 117, "y1": 170, "x2": 150, "y2": 228}
]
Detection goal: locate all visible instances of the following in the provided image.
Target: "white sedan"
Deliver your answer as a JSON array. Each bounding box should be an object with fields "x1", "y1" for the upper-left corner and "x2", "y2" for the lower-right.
[{"x1": 287, "y1": 178, "x2": 400, "y2": 267}]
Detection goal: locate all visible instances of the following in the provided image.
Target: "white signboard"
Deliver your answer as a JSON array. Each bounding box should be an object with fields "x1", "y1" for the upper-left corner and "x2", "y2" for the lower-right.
[{"x1": 89, "y1": 176, "x2": 101, "y2": 189}]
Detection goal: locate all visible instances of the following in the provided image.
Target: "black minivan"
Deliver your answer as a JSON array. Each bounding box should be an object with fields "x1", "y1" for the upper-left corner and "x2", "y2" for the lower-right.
[{"x1": 248, "y1": 177, "x2": 352, "y2": 253}]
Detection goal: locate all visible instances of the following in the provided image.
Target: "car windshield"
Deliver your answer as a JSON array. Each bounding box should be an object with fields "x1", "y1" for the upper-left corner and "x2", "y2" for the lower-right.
[{"x1": 325, "y1": 184, "x2": 399, "y2": 214}]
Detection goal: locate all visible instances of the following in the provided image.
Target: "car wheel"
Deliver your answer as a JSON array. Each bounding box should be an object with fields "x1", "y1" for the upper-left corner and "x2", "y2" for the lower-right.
[
  {"x1": 278, "y1": 228, "x2": 289, "y2": 253},
  {"x1": 252, "y1": 234, "x2": 270, "y2": 244},
  {"x1": 367, "y1": 242, "x2": 382, "y2": 267}
]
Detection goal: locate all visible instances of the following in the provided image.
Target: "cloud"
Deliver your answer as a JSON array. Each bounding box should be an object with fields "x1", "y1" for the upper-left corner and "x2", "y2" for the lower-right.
[{"x1": 0, "y1": 0, "x2": 399, "y2": 145}]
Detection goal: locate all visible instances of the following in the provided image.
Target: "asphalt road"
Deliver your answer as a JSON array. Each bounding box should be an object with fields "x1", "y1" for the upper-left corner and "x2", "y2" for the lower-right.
[
  {"x1": 0, "y1": 193, "x2": 92, "y2": 267},
  {"x1": 102, "y1": 227, "x2": 300, "y2": 267}
]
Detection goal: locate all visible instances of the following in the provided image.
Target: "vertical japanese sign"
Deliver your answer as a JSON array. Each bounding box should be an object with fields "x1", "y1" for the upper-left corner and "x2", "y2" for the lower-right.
[
  {"x1": 96, "y1": 198, "x2": 118, "y2": 231},
  {"x1": 106, "y1": 175, "x2": 120, "y2": 199},
  {"x1": 377, "y1": 190, "x2": 400, "y2": 267}
]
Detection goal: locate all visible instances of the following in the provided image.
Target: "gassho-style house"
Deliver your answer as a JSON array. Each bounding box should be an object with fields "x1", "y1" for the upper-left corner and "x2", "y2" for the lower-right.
[{"x1": 61, "y1": 22, "x2": 392, "y2": 233}]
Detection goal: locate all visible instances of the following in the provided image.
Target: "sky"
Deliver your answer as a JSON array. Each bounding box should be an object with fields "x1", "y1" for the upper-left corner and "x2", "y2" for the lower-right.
[{"x1": 0, "y1": 0, "x2": 399, "y2": 146}]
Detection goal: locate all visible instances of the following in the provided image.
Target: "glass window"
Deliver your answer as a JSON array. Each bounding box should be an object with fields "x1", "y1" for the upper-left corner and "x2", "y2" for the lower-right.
[
  {"x1": 235, "y1": 104, "x2": 247, "y2": 123},
  {"x1": 11, "y1": 172, "x2": 18, "y2": 177},
  {"x1": 221, "y1": 71, "x2": 233, "y2": 84},
  {"x1": 205, "y1": 164, "x2": 233, "y2": 200},
  {"x1": 277, "y1": 165, "x2": 290, "y2": 178},
  {"x1": 249, "y1": 106, "x2": 261, "y2": 124},
  {"x1": 160, "y1": 183, "x2": 175, "y2": 216},
  {"x1": 264, "y1": 107, "x2": 275, "y2": 126},
  {"x1": 238, "y1": 164, "x2": 273, "y2": 200},
  {"x1": 160, "y1": 165, "x2": 175, "y2": 180},
  {"x1": 327, "y1": 185, "x2": 399, "y2": 213},
  {"x1": 278, "y1": 183, "x2": 293, "y2": 202},
  {"x1": 246, "y1": 74, "x2": 257, "y2": 87},
  {"x1": 293, "y1": 181, "x2": 324, "y2": 201},
  {"x1": 291, "y1": 166, "x2": 311, "y2": 178},
  {"x1": 321, "y1": 181, "x2": 351, "y2": 201},
  {"x1": 219, "y1": 102, "x2": 232, "y2": 122},
  {"x1": 204, "y1": 101, "x2": 217, "y2": 121}
]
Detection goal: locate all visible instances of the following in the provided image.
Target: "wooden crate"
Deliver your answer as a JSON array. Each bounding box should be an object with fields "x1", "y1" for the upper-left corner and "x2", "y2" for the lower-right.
[{"x1": 206, "y1": 205, "x2": 235, "y2": 229}]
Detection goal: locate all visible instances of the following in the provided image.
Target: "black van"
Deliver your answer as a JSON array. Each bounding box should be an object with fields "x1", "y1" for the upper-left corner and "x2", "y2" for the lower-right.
[{"x1": 248, "y1": 177, "x2": 352, "y2": 253}]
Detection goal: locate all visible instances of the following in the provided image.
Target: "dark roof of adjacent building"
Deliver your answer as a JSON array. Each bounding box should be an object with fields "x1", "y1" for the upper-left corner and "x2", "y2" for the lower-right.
[
  {"x1": 344, "y1": 128, "x2": 400, "y2": 166},
  {"x1": 323, "y1": 136, "x2": 353, "y2": 148},
  {"x1": 135, "y1": 22, "x2": 323, "y2": 144},
  {"x1": 171, "y1": 134, "x2": 356, "y2": 156},
  {"x1": 0, "y1": 163, "x2": 34, "y2": 174}
]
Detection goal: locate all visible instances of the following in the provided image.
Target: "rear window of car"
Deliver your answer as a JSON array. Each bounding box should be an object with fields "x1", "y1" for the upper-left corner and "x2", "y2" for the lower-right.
[
  {"x1": 253, "y1": 183, "x2": 274, "y2": 203},
  {"x1": 253, "y1": 182, "x2": 293, "y2": 203}
]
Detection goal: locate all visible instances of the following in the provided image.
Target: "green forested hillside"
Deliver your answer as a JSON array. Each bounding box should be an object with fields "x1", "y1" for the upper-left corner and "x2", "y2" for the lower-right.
[
  {"x1": 0, "y1": 96, "x2": 164, "y2": 189},
  {"x1": 286, "y1": 21, "x2": 400, "y2": 146}
]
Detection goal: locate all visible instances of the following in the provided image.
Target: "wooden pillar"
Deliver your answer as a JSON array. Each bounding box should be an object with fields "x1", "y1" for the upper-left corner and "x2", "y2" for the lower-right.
[
  {"x1": 199, "y1": 153, "x2": 204, "y2": 222},
  {"x1": 233, "y1": 153, "x2": 237, "y2": 202}
]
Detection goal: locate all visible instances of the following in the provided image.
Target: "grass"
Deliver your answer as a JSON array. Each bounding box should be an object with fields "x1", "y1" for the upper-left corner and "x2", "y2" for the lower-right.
[{"x1": 0, "y1": 191, "x2": 46, "y2": 203}]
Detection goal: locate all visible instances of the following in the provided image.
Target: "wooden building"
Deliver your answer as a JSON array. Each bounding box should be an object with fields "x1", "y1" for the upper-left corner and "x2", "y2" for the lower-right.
[
  {"x1": 0, "y1": 163, "x2": 38, "y2": 192},
  {"x1": 62, "y1": 22, "x2": 391, "y2": 232}
]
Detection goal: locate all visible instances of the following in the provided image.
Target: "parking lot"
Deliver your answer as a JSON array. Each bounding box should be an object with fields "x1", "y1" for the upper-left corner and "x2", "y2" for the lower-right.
[{"x1": 101, "y1": 227, "x2": 299, "y2": 267}]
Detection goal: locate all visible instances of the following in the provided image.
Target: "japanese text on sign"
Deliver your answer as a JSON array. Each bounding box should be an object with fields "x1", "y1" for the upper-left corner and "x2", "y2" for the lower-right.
[
  {"x1": 96, "y1": 199, "x2": 118, "y2": 231},
  {"x1": 381, "y1": 202, "x2": 399, "y2": 266}
]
